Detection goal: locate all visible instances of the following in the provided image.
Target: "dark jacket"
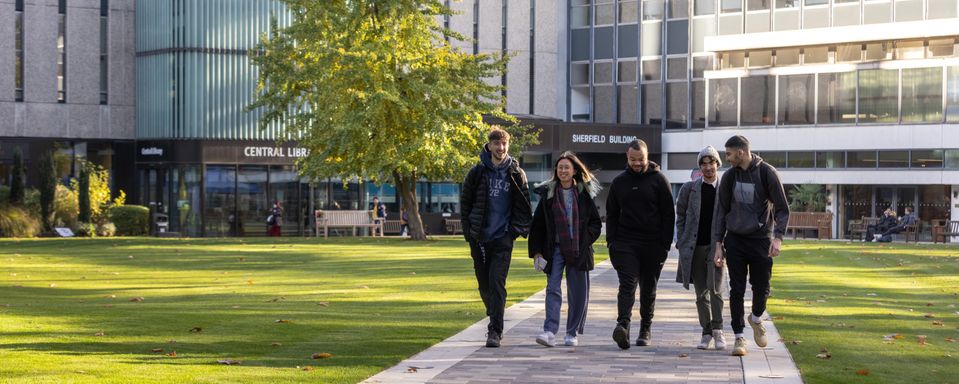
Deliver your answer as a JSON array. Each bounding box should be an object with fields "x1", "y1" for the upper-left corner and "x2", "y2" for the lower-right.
[
  {"x1": 528, "y1": 180, "x2": 603, "y2": 273},
  {"x1": 460, "y1": 144, "x2": 533, "y2": 243},
  {"x1": 605, "y1": 162, "x2": 675, "y2": 250},
  {"x1": 712, "y1": 155, "x2": 790, "y2": 243}
]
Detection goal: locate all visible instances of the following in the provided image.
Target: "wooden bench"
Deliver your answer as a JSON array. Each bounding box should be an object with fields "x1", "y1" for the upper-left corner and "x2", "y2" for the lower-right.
[
  {"x1": 383, "y1": 220, "x2": 403, "y2": 235},
  {"x1": 444, "y1": 219, "x2": 462, "y2": 235},
  {"x1": 933, "y1": 220, "x2": 959, "y2": 243},
  {"x1": 315, "y1": 210, "x2": 384, "y2": 237},
  {"x1": 787, "y1": 212, "x2": 833, "y2": 239},
  {"x1": 847, "y1": 217, "x2": 879, "y2": 241}
]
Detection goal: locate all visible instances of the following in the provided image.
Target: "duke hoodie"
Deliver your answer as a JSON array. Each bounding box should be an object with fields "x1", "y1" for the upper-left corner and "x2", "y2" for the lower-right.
[
  {"x1": 712, "y1": 155, "x2": 790, "y2": 243},
  {"x1": 605, "y1": 162, "x2": 675, "y2": 250}
]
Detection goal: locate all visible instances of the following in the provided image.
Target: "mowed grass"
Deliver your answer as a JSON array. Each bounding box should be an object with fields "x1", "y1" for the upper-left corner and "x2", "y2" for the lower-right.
[
  {"x1": 0, "y1": 237, "x2": 606, "y2": 384},
  {"x1": 772, "y1": 241, "x2": 959, "y2": 384}
]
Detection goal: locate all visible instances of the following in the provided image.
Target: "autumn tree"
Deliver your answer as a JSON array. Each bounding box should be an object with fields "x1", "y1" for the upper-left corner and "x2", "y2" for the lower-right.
[{"x1": 249, "y1": 0, "x2": 536, "y2": 240}]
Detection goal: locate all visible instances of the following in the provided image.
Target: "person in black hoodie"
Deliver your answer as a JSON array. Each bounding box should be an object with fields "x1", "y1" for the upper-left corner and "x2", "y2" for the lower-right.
[
  {"x1": 712, "y1": 135, "x2": 790, "y2": 357},
  {"x1": 460, "y1": 127, "x2": 533, "y2": 348},
  {"x1": 607, "y1": 139, "x2": 675, "y2": 349},
  {"x1": 528, "y1": 151, "x2": 603, "y2": 348}
]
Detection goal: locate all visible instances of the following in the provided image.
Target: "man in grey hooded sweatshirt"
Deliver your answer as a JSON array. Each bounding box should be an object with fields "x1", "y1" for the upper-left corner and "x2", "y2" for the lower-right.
[{"x1": 712, "y1": 135, "x2": 790, "y2": 357}]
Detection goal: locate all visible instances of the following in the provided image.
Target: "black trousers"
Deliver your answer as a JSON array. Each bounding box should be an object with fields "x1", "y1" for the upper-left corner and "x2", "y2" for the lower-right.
[
  {"x1": 725, "y1": 233, "x2": 773, "y2": 334},
  {"x1": 609, "y1": 241, "x2": 667, "y2": 329},
  {"x1": 469, "y1": 235, "x2": 514, "y2": 334}
]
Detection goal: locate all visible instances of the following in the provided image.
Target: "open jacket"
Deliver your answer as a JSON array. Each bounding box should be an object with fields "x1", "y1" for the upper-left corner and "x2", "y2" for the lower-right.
[
  {"x1": 527, "y1": 180, "x2": 603, "y2": 274},
  {"x1": 675, "y1": 178, "x2": 726, "y2": 294},
  {"x1": 460, "y1": 145, "x2": 533, "y2": 243}
]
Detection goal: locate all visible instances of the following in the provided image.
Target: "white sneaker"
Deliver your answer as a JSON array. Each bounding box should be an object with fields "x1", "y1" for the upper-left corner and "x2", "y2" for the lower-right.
[
  {"x1": 536, "y1": 331, "x2": 556, "y2": 347},
  {"x1": 697, "y1": 334, "x2": 713, "y2": 350},
  {"x1": 564, "y1": 334, "x2": 578, "y2": 346},
  {"x1": 713, "y1": 330, "x2": 727, "y2": 350},
  {"x1": 749, "y1": 317, "x2": 768, "y2": 348}
]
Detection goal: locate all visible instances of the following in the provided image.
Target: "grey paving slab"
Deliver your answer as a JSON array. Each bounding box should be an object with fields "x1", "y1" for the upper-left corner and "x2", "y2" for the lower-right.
[{"x1": 364, "y1": 250, "x2": 803, "y2": 384}]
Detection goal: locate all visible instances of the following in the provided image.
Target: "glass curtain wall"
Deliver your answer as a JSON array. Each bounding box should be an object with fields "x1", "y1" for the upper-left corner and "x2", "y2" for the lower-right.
[
  {"x1": 270, "y1": 165, "x2": 300, "y2": 236},
  {"x1": 171, "y1": 165, "x2": 202, "y2": 236},
  {"x1": 204, "y1": 165, "x2": 236, "y2": 237},
  {"x1": 238, "y1": 166, "x2": 269, "y2": 236}
]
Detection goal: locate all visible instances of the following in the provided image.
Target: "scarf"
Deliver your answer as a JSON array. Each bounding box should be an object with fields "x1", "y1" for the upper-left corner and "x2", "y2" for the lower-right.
[{"x1": 552, "y1": 183, "x2": 580, "y2": 261}]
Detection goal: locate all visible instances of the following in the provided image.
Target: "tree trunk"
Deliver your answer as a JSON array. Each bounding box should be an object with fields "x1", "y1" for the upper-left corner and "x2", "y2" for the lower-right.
[{"x1": 393, "y1": 170, "x2": 427, "y2": 241}]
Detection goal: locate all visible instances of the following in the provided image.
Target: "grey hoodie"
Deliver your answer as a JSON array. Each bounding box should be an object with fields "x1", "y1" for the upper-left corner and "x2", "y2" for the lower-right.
[{"x1": 712, "y1": 155, "x2": 790, "y2": 242}]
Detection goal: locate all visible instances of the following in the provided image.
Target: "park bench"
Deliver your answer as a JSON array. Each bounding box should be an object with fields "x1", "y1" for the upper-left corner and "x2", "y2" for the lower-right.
[
  {"x1": 383, "y1": 220, "x2": 403, "y2": 235},
  {"x1": 444, "y1": 219, "x2": 462, "y2": 235},
  {"x1": 932, "y1": 220, "x2": 959, "y2": 244},
  {"x1": 847, "y1": 216, "x2": 879, "y2": 241},
  {"x1": 787, "y1": 212, "x2": 833, "y2": 239},
  {"x1": 315, "y1": 210, "x2": 384, "y2": 238}
]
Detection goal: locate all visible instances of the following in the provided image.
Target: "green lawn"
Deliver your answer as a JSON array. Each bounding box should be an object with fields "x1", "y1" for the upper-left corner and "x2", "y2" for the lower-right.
[
  {"x1": 773, "y1": 241, "x2": 959, "y2": 384},
  {"x1": 0, "y1": 237, "x2": 602, "y2": 384}
]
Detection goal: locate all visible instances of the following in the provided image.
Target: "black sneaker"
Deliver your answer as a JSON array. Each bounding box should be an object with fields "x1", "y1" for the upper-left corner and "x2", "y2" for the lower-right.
[
  {"x1": 612, "y1": 324, "x2": 630, "y2": 350},
  {"x1": 485, "y1": 331, "x2": 501, "y2": 348},
  {"x1": 635, "y1": 326, "x2": 651, "y2": 346}
]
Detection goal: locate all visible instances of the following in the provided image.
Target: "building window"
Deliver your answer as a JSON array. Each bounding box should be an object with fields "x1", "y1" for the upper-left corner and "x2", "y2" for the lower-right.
[
  {"x1": 666, "y1": 82, "x2": 688, "y2": 129},
  {"x1": 817, "y1": 72, "x2": 856, "y2": 124},
  {"x1": 472, "y1": 0, "x2": 478, "y2": 55},
  {"x1": 879, "y1": 151, "x2": 910, "y2": 168},
  {"x1": 778, "y1": 74, "x2": 814, "y2": 125},
  {"x1": 595, "y1": 26, "x2": 615, "y2": 59},
  {"x1": 571, "y1": 29, "x2": 590, "y2": 61},
  {"x1": 15, "y1": 0, "x2": 24, "y2": 102},
  {"x1": 901, "y1": 67, "x2": 943, "y2": 123},
  {"x1": 572, "y1": 3, "x2": 591, "y2": 28},
  {"x1": 642, "y1": 83, "x2": 663, "y2": 125},
  {"x1": 708, "y1": 78, "x2": 738, "y2": 126},
  {"x1": 787, "y1": 152, "x2": 815, "y2": 168},
  {"x1": 643, "y1": 0, "x2": 665, "y2": 20},
  {"x1": 858, "y1": 68, "x2": 899, "y2": 123},
  {"x1": 945, "y1": 150, "x2": 959, "y2": 169},
  {"x1": 848, "y1": 151, "x2": 878, "y2": 168},
  {"x1": 947, "y1": 66, "x2": 959, "y2": 122},
  {"x1": 58, "y1": 0, "x2": 66, "y2": 103},
  {"x1": 759, "y1": 151, "x2": 786, "y2": 168},
  {"x1": 100, "y1": 0, "x2": 108, "y2": 105},
  {"x1": 911, "y1": 150, "x2": 944, "y2": 168},
  {"x1": 741, "y1": 76, "x2": 774, "y2": 125},
  {"x1": 667, "y1": 153, "x2": 699, "y2": 170},
  {"x1": 816, "y1": 151, "x2": 844, "y2": 168}
]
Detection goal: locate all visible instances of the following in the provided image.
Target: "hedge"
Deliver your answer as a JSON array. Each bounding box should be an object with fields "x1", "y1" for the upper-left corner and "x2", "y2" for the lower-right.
[{"x1": 110, "y1": 205, "x2": 150, "y2": 236}]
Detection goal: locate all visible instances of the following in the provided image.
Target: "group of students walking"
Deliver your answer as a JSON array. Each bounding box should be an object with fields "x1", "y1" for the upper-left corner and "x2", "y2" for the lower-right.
[{"x1": 460, "y1": 128, "x2": 790, "y2": 357}]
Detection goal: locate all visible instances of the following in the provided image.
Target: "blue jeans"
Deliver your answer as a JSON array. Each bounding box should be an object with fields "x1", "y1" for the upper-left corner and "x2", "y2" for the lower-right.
[{"x1": 543, "y1": 248, "x2": 590, "y2": 337}]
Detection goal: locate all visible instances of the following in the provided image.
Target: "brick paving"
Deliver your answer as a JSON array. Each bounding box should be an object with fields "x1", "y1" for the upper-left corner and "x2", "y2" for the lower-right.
[{"x1": 365, "y1": 251, "x2": 802, "y2": 384}]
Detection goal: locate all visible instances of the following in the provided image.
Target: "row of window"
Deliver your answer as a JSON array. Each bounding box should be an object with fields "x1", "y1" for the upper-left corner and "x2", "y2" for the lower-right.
[
  {"x1": 572, "y1": 0, "x2": 958, "y2": 27},
  {"x1": 668, "y1": 149, "x2": 959, "y2": 170},
  {"x1": 12, "y1": 0, "x2": 108, "y2": 104}
]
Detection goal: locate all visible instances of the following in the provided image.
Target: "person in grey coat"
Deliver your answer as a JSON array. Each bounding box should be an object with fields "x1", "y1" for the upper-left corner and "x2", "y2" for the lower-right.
[{"x1": 675, "y1": 146, "x2": 727, "y2": 350}]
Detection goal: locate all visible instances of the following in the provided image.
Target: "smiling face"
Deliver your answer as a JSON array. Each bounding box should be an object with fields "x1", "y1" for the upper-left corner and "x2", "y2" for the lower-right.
[
  {"x1": 627, "y1": 147, "x2": 648, "y2": 173},
  {"x1": 556, "y1": 158, "x2": 576, "y2": 185},
  {"x1": 725, "y1": 147, "x2": 747, "y2": 169},
  {"x1": 488, "y1": 138, "x2": 509, "y2": 164}
]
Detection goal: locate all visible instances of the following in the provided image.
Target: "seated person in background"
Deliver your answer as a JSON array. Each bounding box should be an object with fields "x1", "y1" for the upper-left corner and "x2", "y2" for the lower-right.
[
  {"x1": 865, "y1": 208, "x2": 897, "y2": 242},
  {"x1": 878, "y1": 206, "x2": 918, "y2": 242}
]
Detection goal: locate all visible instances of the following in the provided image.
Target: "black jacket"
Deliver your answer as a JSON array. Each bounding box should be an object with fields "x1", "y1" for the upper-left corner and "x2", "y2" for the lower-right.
[
  {"x1": 460, "y1": 145, "x2": 533, "y2": 243},
  {"x1": 605, "y1": 162, "x2": 675, "y2": 250},
  {"x1": 528, "y1": 181, "x2": 603, "y2": 273}
]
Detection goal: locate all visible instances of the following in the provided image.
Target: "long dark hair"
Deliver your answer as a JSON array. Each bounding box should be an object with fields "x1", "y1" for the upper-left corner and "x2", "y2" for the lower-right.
[{"x1": 551, "y1": 151, "x2": 595, "y2": 185}]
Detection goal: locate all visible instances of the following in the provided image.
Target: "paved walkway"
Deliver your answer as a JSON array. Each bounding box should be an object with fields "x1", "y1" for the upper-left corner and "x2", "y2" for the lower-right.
[{"x1": 365, "y1": 251, "x2": 802, "y2": 384}]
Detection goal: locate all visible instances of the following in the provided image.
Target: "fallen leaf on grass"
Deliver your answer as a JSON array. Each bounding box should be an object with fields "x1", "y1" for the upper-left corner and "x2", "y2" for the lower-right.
[
  {"x1": 271, "y1": 342, "x2": 282, "y2": 347},
  {"x1": 299, "y1": 366, "x2": 314, "y2": 371},
  {"x1": 247, "y1": 280, "x2": 255, "y2": 285},
  {"x1": 275, "y1": 319, "x2": 292, "y2": 324},
  {"x1": 316, "y1": 302, "x2": 329, "y2": 307},
  {"x1": 816, "y1": 348, "x2": 832, "y2": 360},
  {"x1": 189, "y1": 327, "x2": 203, "y2": 333},
  {"x1": 94, "y1": 332, "x2": 104, "y2": 336},
  {"x1": 217, "y1": 359, "x2": 241, "y2": 365},
  {"x1": 933, "y1": 320, "x2": 944, "y2": 326},
  {"x1": 678, "y1": 353, "x2": 689, "y2": 358},
  {"x1": 151, "y1": 348, "x2": 164, "y2": 353},
  {"x1": 409, "y1": 272, "x2": 416, "y2": 275},
  {"x1": 358, "y1": 285, "x2": 369, "y2": 289},
  {"x1": 787, "y1": 340, "x2": 803, "y2": 345},
  {"x1": 945, "y1": 337, "x2": 955, "y2": 343},
  {"x1": 166, "y1": 351, "x2": 177, "y2": 357},
  {"x1": 772, "y1": 316, "x2": 785, "y2": 321},
  {"x1": 311, "y1": 352, "x2": 333, "y2": 359},
  {"x1": 130, "y1": 297, "x2": 144, "y2": 302},
  {"x1": 925, "y1": 313, "x2": 936, "y2": 318},
  {"x1": 856, "y1": 369, "x2": 870, "y2": 376},
  {"x1": 407, "y1": 367, "x2": 418, "y2": 373},
  {"x1": 927, "y1": 303, "x2": 935, "y2": 307},
  {"x1": 883, "y1": 333, "x2": 904, "y2": 341},
  {"x1": 918, "y1": 335, "x2": 928, "y2": 345},
  {"x1": 49, "y1": 283, "x2": 56, "y2": 287}
]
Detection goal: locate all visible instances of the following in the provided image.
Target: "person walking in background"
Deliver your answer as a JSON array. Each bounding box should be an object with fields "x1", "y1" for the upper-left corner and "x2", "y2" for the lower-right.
[
  {"x1": 460, "y1": 127, "x2": 533, "y2": 348},
  {"x1": 267, "y1": 201, "x2": 282, "y2": 236},
  {"x1": 528, "y1": 151, "x2": 603, "y2": 348},
  {"x1": 675, "y1": 146, "x2": 727, "y2": 350},
  {"x1": 712, "y1": 135, "x2": 790, "y2": 357},
  {"x1": 606, "y1": 139, "x2": 675, "y2": 349}
]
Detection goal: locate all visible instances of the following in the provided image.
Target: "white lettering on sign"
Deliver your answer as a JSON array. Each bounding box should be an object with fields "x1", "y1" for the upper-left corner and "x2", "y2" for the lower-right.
[
  {"x1": 140, "y1": 147, "x2": 164, "y2": 156},
  {"x1": 570, "y1": 134, "x2": 638, "y2": 145},
  {"x1": 243, "y1": 146, "x2": 310, "y2": 158}
]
